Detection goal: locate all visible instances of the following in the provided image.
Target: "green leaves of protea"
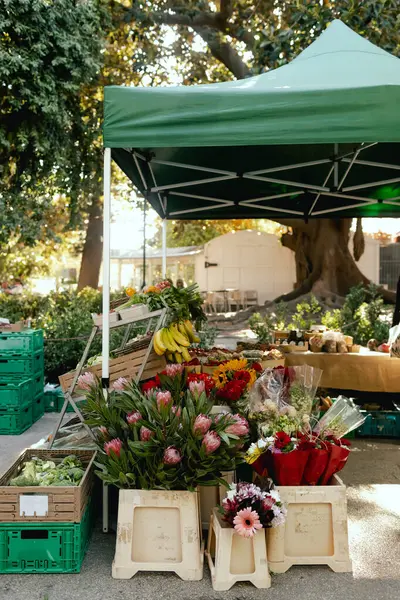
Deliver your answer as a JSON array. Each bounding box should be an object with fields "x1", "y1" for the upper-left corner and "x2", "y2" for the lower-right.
[{"x1": 84, "y1": 378, "x2": 246, "y2": 490}]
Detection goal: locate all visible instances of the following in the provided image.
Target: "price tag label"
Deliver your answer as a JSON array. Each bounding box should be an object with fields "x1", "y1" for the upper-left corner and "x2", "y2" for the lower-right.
[{"x1": 19, "y1": 495, "x2": 49, "y2": 517}]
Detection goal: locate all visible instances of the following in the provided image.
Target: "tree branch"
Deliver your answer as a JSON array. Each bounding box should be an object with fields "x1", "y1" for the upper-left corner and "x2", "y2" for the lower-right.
[{"x1": 194, "y1": 27, "x2": 251, "y2": 79}]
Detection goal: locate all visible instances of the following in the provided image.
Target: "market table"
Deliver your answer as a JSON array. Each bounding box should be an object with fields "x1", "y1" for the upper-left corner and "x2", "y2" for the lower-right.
[{"x1": 284, "y1": 350, "x2": 400, "y2": 393}]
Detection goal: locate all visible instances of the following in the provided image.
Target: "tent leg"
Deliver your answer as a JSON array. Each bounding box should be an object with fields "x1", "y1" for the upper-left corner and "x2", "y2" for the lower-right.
[
  {"x1": 162, "y1": 219, "x2": 167, "y2": 278},
  {"x1": 102, "y1": 148, "x2": 111, "y2": 389}
]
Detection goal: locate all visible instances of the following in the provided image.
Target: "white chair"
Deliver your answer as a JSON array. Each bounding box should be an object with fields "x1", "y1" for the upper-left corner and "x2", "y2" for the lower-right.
[{"x1": 243, "y1": 290, "x2": 258, "y2": 308}]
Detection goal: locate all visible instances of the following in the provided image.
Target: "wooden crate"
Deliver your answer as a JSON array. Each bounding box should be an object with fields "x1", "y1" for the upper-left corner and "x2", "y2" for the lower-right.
[
  {"x1": 266, "y1": 474, "x2": 352, "y2": 573},
  {"x1": 0, "y1": 449, "x2": 96, "y2": 523},
  {"x1": 59, "y1": 347, "x2": 166, "y2": 392},
  {"x1": 112, "y1": 489, "x2": 203, "y2": 581},
  {"x1": 207, "y1": 508, "x2": 271, "y2": 591}
]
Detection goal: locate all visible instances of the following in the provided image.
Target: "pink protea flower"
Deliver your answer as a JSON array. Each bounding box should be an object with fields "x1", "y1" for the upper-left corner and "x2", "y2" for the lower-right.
[
  {"x1": 193, "y1": 414, "x2": 212, "y2": 435},
  {"x1": 202, "y1": 431, "x2": 221, "y2": 454},
  {"x1": 163, "y1": 446, "x2": 182, "y2": 465},
  {"x1": 127, "y1": 411, "x2": 142, "y2": 425},
  {"x1": 233, "y1": 508, "x2": 263, "y2": 538},
  {"x1": 171, "y1": 405, "x2": 182, "y2": 418},
  {"x1": 112, "y1": 377, "x2": 128, "y2": 391},
  {"x1": 77, "y1": 371, "x2": 95, "y2": 391},
  {"x1": 189, "y1": 380, "x2": 205, "y2": 397},
  {"x1": 104, "y1": 438, "x2": 122, "y2": 458},
  {"x1": 225, "y1": 414, "x2": 250, "y2": 436},
  {"x1": 156, "y1": 390, "x2": 172, "y2": 409},
  {"x1": 164, "y1": 364, "x2": 184, "y2": 377},
  {"x1": 140, "y1": 426, "x2": 154, "y2": 441}
]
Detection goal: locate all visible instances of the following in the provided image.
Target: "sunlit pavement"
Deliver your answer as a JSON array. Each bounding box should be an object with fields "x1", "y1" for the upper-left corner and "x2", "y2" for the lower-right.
[{"x1": 0, "y1": 419, "x2": 399, "y2": 600}]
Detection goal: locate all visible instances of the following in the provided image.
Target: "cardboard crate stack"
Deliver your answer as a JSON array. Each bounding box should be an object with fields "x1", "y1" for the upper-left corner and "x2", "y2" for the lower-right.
[
  {"x1": 0, "y1": 329, "x2": 45, "y2": 434},
  {"x1": 0, "y1": 449, "x2": 96, "y2": 573}
]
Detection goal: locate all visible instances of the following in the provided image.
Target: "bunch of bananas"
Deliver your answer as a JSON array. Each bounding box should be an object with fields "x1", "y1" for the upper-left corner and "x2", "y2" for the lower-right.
[{"x1": 153, "y1": 320, "x2": 200, "y2": 363}]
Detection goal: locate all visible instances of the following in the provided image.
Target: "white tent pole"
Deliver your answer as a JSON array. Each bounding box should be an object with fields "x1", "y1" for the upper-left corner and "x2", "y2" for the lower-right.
[
  {"x1": 102, "y1": 147, "x2": 111, "y2": 385},
  {"x1": 162, "y1": 218, "x2": 167, "y2": 278}
]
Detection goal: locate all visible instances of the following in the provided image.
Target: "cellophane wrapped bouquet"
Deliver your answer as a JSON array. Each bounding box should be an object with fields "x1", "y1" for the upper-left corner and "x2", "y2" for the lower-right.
[{"x1": 244, "y1": 367, "x2": 367, "y2": 486}]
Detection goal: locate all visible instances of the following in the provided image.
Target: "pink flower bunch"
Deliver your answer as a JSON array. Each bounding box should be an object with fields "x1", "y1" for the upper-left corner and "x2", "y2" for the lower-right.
[
  {"x1": 171, "y1": 405, "x2": 182, "y2": 418},
  {"x1": 77, "y1": 371, "x2": 95, "y2": 391},
  {"x1": 189, "y1": 380, "x2": 205, "y2": 397},
  {"x1": 127, "y1": 411, "x2": 142, "y2": 425},
  {"x1": 98, "y1": 426, "x2": 109, "y2": 439},
  {"x1": 193, "y1": 414, "x2": 212, "y2": 435},
  {"x1": 202, "y1": 431, "x2": 221, "y2": 454},
  {"x1": 164, "y1": 363, "x2": 184, "y2": 377},
  {"x1": 104, "y1": 438, "x2": 122, "y2": 458},
  {"x1": 163, "y1": 446, "x2": 182, "y2": 465},
  {"x1": 155, "y1": 280, "x2": 171, "y2": 291},
  {"x1": 140, "y1": 426, "x2": 154, "y2": 441},
  {"x1": 156, "y1": 390, "x2": 172, "y2": 409},
  {"x1": 112, "y1": 377, "x2": 128, "y2": 391},
  {"x1": 225, "y1": 414, "x2": 250, "y2": 436},
  {"x1": 221, "y1": 482, "x2": 286, "y2": 537}
]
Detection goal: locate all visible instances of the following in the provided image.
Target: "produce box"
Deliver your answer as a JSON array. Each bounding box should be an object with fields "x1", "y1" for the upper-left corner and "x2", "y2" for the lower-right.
[
  {"x1": 0, "y1": 403, "x2": 33, "y2": 435},
  {"x1": 0, "y1": 498, "x2": 94, "y2": 573},
  {"x1": 0, "y1": 379, "x2": 32, "y2": 410},
  {"x1": 356, "y1": 411, "x2": 400, "y2": 438},
  {"x1": 0, "y1": 329, "x2": 43, "y2": 356},
  {"x1": 33, "y1": 372, "x2": 44, "y2": 397},
  {"x1": 0, "y1": 351, "x2": 44, "y2": 377},
  {"x1": 58, "y1": 347, "x2": 166, "y2": 392},
  {"x1": 44, "y1": 387, "x2": 64, "y2": 412},
  {"x1": 0, "y1": 449, "x2": 96, "y2": 522},
  {"x1": 32, "y1": 393, "x2": 45, "y2": 423}
]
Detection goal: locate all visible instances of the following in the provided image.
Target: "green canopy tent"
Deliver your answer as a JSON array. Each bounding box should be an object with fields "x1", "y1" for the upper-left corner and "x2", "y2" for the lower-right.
[{"x1": 100, "y1": 20, "x2": 400, "y2": 383}]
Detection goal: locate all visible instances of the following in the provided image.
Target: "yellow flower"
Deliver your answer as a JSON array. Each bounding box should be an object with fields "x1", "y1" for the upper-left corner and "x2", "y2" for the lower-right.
[
  {"x1": 224, "y1": 358, "x2": 248, "y2": 372},
  {"x1": 212, "y1": 369, "x2": 228, "y2": 389},
  {"x1": 247, "y1": 369, "x2": 257, "y2": 389},
  {"x1": 145, "y1": 285, "x2": 158, "y2": 294},
  {"x1": 125, "y1": 287, "x2": 136, "y2": 297},
  {"x1": 245, "y1": 443, "x2": 262, "y2": 464}
]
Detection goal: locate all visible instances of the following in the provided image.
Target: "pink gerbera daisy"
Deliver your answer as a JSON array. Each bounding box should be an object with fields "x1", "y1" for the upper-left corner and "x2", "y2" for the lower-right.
[{"x1": 233, "y1": 508, "x2": 263, "y2": 538}]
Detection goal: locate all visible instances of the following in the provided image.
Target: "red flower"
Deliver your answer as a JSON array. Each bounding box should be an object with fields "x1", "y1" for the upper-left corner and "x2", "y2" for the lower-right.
[
  {"x1": 252, "y1": 362, "x2": 263, "y2": 372},
  {"x1": 187, "y1": 373, "x2": 215, "y2": 395},
  {"x1": 216, "y1": 380, "x2": 247, "y2": 403},
  {"x1": 274, "y1": 431, "x2": 291, "y2": 450},
  {"x1": 233, "y1": 370, "x2": 251, "y2": 384},
  {"x1": 141, "y1": 375, "x2": 161, "y2": 394}
]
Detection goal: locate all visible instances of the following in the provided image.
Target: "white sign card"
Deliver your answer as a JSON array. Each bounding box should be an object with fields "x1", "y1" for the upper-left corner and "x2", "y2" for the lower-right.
[{"x1": 19, "y1": 495, "x2": 49, "y2": 517}]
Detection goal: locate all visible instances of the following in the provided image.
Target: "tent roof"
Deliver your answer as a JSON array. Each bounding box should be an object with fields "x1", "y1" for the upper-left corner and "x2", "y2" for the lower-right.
[{"x1": 103, "y1": 21, "x2": 400, "y2": 219}]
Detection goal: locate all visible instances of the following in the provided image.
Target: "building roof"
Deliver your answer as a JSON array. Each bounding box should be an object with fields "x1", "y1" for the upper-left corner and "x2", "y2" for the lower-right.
[{"x1": 111, "y1": 246, "x2": 202, "y2": 259}]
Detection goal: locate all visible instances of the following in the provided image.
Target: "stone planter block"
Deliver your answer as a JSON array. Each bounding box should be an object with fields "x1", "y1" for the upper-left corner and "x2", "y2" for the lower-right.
[
  {"x1": 266, "y1": 475, "x2": 352, "y2": 573},
  {"x1": 206, "y1": 508, "x2": 271, "y2": 591},
  {"x1": 112, "y1": 489, "x2": 203, "y2": 581}
]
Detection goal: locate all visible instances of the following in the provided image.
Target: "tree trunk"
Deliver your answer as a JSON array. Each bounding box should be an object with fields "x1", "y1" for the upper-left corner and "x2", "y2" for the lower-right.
[
  {"x1": 77, "y1": 199, "x2": 103, "y2": 291},
  {"x1": 277, "y1": 219, "x2": 395, "y2": 303}
]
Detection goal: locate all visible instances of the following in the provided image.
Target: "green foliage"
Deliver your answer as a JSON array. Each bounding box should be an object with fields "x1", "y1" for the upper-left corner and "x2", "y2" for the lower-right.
[
  {"x1": 248, "y1": 313, "x2": 274, "y2": 343},
  {"x1": 0, "y1": 0, "x2": 108, "y2": 249},
  {"x1": 0, "y1": 288, "x2": 129, "y2": 381},
  {"x1": 196, "y1": 323, "x2": 219, "y2": 349},
  {"x1": 341, "y1": 284, "x2": 391, "y2": 345},
  {"x1": 84, "y1": 380, "x2": 247, "y2": 490},
  {"x1": 291, "y1": 296, "x2": 322, "y2": 331}
]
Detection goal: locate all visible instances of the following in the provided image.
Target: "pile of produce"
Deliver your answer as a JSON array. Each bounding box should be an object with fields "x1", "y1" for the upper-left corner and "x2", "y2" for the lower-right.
[
  {"x1": 153, "y1": 321, "x2": 200, "y2": 363},
  {"x1": 118, "y1": 281, "x2": 206, "y2": 327},
  {"x1": 9, "y1": 455, "x2": 85, "y2": 487}
]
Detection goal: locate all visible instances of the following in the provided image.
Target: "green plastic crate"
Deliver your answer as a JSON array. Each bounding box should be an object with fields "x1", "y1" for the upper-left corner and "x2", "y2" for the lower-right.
[
  {"x1": 0, "y1": 379, "x2": 33, "y2": 410},
  {"x1": 0, "y1": 330, "x2": 43, "y2": 356},
  {"x1": 0, "y1": 403, "x2": 32, "y2": 435},
  {"x1": 0, "y1": 498, "x2": 94, "y2": 573},
  {"x1": 356, "y1": 411, "x2": 400, "y2": 438},
  {"x1": 0, "y1": 351, "x2": 44, "y2": 378},
  {"x1": 44, "y1": 387, "x2": 64, "y2": 412},
  {"x1": 33, "y1": 373, "x2": 44, "y2": 398},
  {"x1": 32, "y1": 394, "x2": 45, "y2": 423}
]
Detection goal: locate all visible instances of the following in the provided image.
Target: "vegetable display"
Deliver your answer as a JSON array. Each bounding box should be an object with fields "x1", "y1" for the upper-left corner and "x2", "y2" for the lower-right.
[{"x1": 9, "y1": 455, "x2": 85, "y2": 487}]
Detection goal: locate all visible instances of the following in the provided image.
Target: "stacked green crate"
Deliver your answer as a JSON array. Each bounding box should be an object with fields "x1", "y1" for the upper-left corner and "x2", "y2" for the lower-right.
[
  {"x1": 0, "y1": 330, "x2": 44, "y2": 433},
  {"x1": 44, "y1": 385, "x2": 87, "y2": 414}
]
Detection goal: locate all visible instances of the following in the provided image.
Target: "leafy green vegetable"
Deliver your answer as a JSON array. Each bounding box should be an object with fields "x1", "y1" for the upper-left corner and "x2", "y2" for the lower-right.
[{"x1": 9, "y1": 456, "x2": 85, "y2": 487}]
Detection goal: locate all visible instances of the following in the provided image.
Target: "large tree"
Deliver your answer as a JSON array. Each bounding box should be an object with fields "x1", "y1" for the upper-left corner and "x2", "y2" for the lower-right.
[
  {"x1": 119, "y1": 0, "x2": 398, "y2": 300},
  {"x1": 0, "y1": 0, "x2": 109, "y2": 282}
]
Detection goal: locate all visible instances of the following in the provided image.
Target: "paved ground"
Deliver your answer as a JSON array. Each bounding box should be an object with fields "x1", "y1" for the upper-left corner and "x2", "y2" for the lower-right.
[{"x1": 0, "y1": 416, "x2": 399, "y2": 600}]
